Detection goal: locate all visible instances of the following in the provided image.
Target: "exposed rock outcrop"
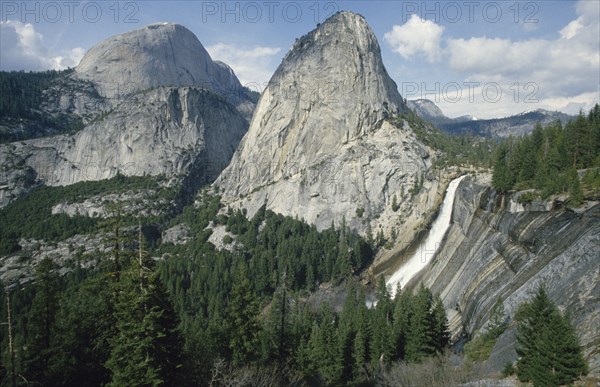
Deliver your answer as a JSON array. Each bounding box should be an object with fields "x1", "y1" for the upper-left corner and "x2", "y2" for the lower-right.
[
  {"x1": 420, "y1": 175, "x2": 600, "y2": 375},
  {"x1": 51, "y1": 189, "x2": 173, "y2": 218},
  {"x1": 162, "y1": 224, "x2": 191, "y2": 245},
  {"x1": 0, "y1": 23, "x2": 257, "y2": 207},
  {"x1": 74, "y1": 23, "x2": 248, "y2": 111},
  {"x1": 0, "y1": 87, "x2": 248, "y2": 195},
  {"x1": 215, "y1": 12, "x2": 431, "y2": 232},
  {"x1": 407, "y1": 99, "x2": 446, "y2": 121}
]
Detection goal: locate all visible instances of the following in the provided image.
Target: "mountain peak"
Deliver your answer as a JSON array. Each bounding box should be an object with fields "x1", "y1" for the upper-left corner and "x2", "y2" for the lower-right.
[
  {"x1": 407, "y1": 99, "x2": 446, "y2": 120},
  {"x1": 284, "y1": 11, "x2": 380, "y2": 68},
  {"x1": 74, "y1": 23, "x2": 242, "y2": 101},
  {"x1": 216, "y1": 13, "x2": 427, "y2": 232}
]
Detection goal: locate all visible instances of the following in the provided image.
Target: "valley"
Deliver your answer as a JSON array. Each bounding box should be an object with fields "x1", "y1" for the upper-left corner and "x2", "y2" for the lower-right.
[{"x1": 0, "y1": 7, "x2": 598, "y2": 387}]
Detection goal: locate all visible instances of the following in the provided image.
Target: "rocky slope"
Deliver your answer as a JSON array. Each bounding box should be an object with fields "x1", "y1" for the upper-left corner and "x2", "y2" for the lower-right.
[
  {"x1": 406, "y1": 99, "x2": 446, "y2": 122},
  {"x1": 0, "y1": 87, "x2": 247, "y2": 200},
  {"x1": 215, "y1": 12, "x2": 431, "y2": 233},
  {"x1": 418, "y1": 175, "x2": 599, "y2": 375},
  {"x1": 0, "y1": 23, "x2": 256, "y2": 207}
]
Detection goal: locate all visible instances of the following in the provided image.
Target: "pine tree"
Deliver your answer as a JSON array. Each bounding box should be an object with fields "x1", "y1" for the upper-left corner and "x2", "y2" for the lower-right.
[
  {"x1": 370, "y1": 277, "x2": 394, "y2": 370},
  {"x1": 568, "y1": 168, "x2": 584, "y2": 206},
  {"x1": 492, "y1": 143, "x2": 515, "y2": 192},
  {"x1": 405, "y1": 285, "x2": 435, "y2": 362},
  {"x1": 516, "y1": 287, "x2": 587, "y2": 386},
  {"x1": 4, "y1": 289, "x2": 17, "y2": 387},
  {"x1": 488, "y1": 297, "x2": 508, "y2": 338},
  {"x1": 352, "y1": 327, "x2": 369, "y2": 379},
  {"x1": 531, "y1": 122, "x2": 544, "y2": 150},
  {"x1": 106, "y1": 225, "x2": 183, "y2": 386},
  {"x1": 227, "y1": 265, "x2": 261, "y2": 366},
  {"x1": 589, "y1": 104, "x2": 600, "y2": 164},
  {"x1": 431, "y1": 295, "x2": 450, "y2": 352},
  {"x1": 23, "y1": 257, "x2": 61, "y2": 384},
  {"x1": 376, "y1": 229, "x2": 386, "y2": 248},
  {"x1": 308, "y1": 304, "x2": 341, "y2": 383},
  {"x1": 101, "y1": 203, "x2": 132, "y2": 282},
  {"x1": 566, "y1": 112, "x2": 593, "y2": 169},
  {"x1": 518, "y1": 137, "x2": 537, "y2": 182},
  {"x1": 392, "y1": 286, "x2": 411, "y2": 360},
  {"x1": 352, "y1": 287, "x2": 371, "y2": 381},
  {"x1": 49, "y1": 273, "x2": 115, "y2": 385},
  {"x1": 260, "y1": 271, "x2": 291, "y2": 363}
]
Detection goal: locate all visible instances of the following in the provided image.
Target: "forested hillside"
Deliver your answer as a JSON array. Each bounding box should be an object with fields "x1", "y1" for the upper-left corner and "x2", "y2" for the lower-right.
[
  {"x1": 396, "y1": 110, "x2": 499, "y2": 168},
  {"x1": 492, "y1": 104, "x2": 600, "y2": 202},
  {"x1": 1, "y1": 186, "x2": 457, "y2": 385},
  {"x1": 0, "y1": 70, "x2": 85, "y2": 143},
  {"x1": 1, "y1": 113, "x2": 593, "y2": 385},
  {"x1": 2, "y1": 187, "x2": 587, "y2": 385}
]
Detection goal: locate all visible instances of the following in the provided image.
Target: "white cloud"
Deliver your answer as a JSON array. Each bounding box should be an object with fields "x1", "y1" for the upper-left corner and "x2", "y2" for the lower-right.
[
  {"x1": 445, "y1": 3, "x2": 599, "y2": 100},
  {"x1": 383, "y1": 14, "x2": 444, "y2": 63},
  {"x1": 387, "y1": 0, "x2": 599, "y2": 118},
  {"x1": 206, "y1": 43, "x2": 281, "y2": 88},
  {"x1": 560, "y1": 18, "x2": 584, "y2": 39},
  {"x1": 0, "y1": 20, "x2": 85, "y2": 71}
]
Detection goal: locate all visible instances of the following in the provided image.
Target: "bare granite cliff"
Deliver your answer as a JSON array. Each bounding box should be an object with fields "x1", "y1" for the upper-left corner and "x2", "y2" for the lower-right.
[
  {"x1": 215, "y1": 12, "x2": 431, "y2": 232},
  {"x1": 0, "y1": 87, "x2": 247, "y2": 200},
  {"x1": 74, "y1": 23, "x2": 248, "y2": 110},
  {"x1": 0, "y1": 23, "x2": 255, "y2": 207}
]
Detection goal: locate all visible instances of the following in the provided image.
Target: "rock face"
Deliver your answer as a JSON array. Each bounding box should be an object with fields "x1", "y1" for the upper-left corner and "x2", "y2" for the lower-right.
[
  {"x1": 1, "y1": 23, "x2": 256, "y2": 207},
  {"x1": 73, "y1": 22, "x2": 258, "y2": 121},
  {"x1": 216, "y1": 12, "x2": 431, "y2": 232},
  {"x1": 0, "y1": 87, "x2": 247, "y2": 193},
  {"x1": 419, "y1": 175, "x2": 600, "y2": 375},
  {"x1": 74, "y1": 23, "x2": 242, "y2": 103},
  {"x1": 407, "y1": 99, "x2": 446, "y2": 121}
]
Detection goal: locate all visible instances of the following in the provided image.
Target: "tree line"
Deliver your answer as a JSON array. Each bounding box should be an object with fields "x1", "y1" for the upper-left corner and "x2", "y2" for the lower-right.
[
  {"x1": 0, "y1": 69, "x2": 84, "y2": 143},
  {"x1": 0, "y1": 141, "x2": 591, "y2": 386},
  {"x1": 0, "y1": 192, "x2": 454, "y2": 386},
  {"x1": 492, "y1": 104, "x2": 600, "y2": 203}
]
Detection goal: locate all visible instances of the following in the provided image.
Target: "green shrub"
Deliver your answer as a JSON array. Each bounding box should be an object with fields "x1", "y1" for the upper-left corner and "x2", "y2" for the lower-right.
[
  {"x1": 464, "y1": 332, "x2": 497, "y2": 362},
  {"x1": 356, "y1": 207, "x2": 365, "y2": 218},
  {"x1": 517, "y1": 191, "x2": 538, "y2": 204},
  {"x1": 502, "y1": 362, "x2": 515, "y2": 377}
]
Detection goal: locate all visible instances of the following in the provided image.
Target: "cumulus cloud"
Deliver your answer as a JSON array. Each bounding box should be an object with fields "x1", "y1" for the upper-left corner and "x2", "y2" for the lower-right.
[
  {"x1": 206, "y1": 43, "x2": 281, "y2": 88},
  {"x1": 445, "y1": 3, "x2": 599, "y2": 99},
  {"x1": 0, "y1": 20, "x2": 85, "y2": 71},
  {"x1": 386, "y1": 0, "x2": 599, "y2": 118},
  {"x1": 383, "y1": 14, "x2": 444, "y2": 63}
]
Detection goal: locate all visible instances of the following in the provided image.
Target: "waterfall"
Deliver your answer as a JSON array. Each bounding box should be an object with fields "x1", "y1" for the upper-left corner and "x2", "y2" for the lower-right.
[{"x1": 386, "y1": 175, "x2": 466, "y2": 297}]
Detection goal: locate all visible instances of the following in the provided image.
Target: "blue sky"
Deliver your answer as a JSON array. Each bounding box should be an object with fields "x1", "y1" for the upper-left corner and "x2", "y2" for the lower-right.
[{"x1": 1, "y1": 1, "x2": 598, "y2": 119}]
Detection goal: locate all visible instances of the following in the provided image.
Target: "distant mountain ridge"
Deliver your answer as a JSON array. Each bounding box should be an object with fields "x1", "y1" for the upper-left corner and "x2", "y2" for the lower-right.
[{"x1": 407, "y1": 98, "x2": 575, "y2": 137}]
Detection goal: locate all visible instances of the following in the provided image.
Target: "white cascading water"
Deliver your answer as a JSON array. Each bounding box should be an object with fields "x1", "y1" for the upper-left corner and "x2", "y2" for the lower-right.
[{"x1": 386, "y1": 175, "x2": 467, "y2": 297}]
